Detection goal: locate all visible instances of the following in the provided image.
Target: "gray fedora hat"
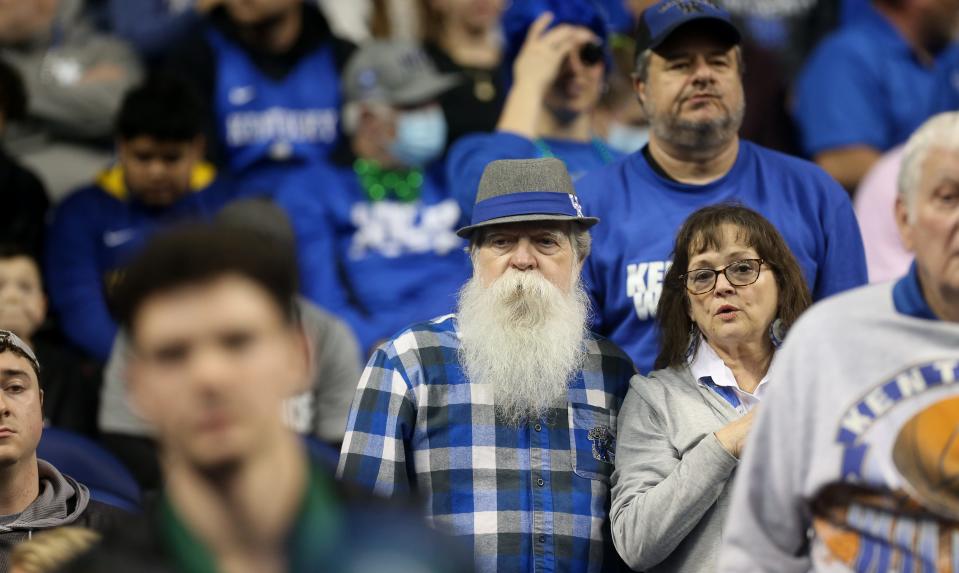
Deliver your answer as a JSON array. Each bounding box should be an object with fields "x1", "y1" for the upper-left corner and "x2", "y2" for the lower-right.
[
  {"x1": 456, "y1": 157, "x2": 600, "y2": 238},
  {"x1": 343, "y1": 40, "x2": 460, "y2": 107}
]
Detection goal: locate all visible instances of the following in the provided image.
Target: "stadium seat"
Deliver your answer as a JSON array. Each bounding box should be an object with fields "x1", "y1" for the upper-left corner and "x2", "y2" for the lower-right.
[{"x1": 38, "y1": 426, "x2": 141, "y2": 512}]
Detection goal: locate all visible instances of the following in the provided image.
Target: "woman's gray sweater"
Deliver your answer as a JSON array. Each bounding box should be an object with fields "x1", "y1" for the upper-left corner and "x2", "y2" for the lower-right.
[{"x1": 611, "y1": 366, "x2": 742, "y2": 572}]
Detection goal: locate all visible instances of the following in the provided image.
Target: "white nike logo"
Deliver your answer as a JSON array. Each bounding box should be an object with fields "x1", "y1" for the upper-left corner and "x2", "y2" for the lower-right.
[
  {"x1": 229, "y1": 86, "x2": 255, "y2": 106},
  {"x1": 103, "y1": 229, "x2": 136, "y2": 248}
]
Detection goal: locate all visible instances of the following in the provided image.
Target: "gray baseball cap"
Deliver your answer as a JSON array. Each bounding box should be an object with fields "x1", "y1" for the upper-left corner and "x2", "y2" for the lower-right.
[
  {"x1": 0, "y1": 330, "x2": 39, "y2": 376},
  {"x1": 342, "y1": 40, "x2": 460, "y2": 106},
  {"x1": 456, "y1": 158, "x2": 600, "y2": 238}
]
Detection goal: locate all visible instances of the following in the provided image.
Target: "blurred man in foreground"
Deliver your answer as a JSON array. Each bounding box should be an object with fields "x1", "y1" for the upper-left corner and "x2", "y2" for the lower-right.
[{"x1": 73, "y1": 224, "x2": 468, "y2": 573}]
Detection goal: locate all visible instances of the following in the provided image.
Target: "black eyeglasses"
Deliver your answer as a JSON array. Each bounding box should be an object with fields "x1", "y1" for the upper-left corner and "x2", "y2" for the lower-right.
[
  {"x1": 680, "y1": 259, "x2": 765, "y2": 295},
  {"x1": 578, "y1": 42, "x2": 605, "y2": 67}
]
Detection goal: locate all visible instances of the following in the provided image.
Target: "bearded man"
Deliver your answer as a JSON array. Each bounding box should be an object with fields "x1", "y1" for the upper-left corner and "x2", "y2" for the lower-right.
[
  {"x1": 338, "y1": 157, "x2": 635, "y2": 573},
  {"x1": 574, "y1": 0, "x2": 868, "y2": 374}
]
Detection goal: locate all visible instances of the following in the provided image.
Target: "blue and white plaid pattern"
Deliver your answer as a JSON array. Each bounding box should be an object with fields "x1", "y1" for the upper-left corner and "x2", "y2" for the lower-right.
[{"x1": 338, "y1": 315, "x2": 635, "y2": 573}]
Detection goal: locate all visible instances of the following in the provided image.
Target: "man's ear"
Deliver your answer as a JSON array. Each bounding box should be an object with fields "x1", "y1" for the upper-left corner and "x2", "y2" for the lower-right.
[
  {"x1": 125, "y1": 356, "x2": 157, "y2": 425},
  {"x1": 191, "y1": 134, "x2": 207, "y2": 159},
  {"x1": 116, "y1": 137, "x2": 130, "y2": 161},
  {"x1": 38, "y1": 389, "x2": 43, "y2": 408},
  {"x1": 895, "y1": 195, "x2": 915, "y2": 253},
  {"x1": 632, "y1": 75, "x2": 646, "y2": 107},
  {"x1": 287, "y1": 326, "x2": 312, "y2": 396}
]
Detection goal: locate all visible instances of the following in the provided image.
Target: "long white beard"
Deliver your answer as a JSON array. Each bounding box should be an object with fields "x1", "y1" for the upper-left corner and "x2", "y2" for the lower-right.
[{"x1": 457, "y1": 269, "x2": 590, "y2": 427}]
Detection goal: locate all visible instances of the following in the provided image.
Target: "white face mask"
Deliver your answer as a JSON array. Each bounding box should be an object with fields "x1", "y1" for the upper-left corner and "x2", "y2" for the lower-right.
[
  {"x1": 390, "y1": 106, "x2": 448, "y2": 167},
  {"x1": 605, "y1": 121, "x2": 650, "y2": 154}
]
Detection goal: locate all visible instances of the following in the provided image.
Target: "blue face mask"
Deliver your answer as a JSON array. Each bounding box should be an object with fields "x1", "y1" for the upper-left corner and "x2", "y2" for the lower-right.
[
  {"x1": 606, "y1": 122, "x2": 649, "y2": 155},
  {"x1": 390, "y1": 106, "x2": 448, "y2": 167}
]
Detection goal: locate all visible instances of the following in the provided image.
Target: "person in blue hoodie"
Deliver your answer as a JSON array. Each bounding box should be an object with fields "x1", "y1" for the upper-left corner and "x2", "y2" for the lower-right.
[
  {"x1": 277, "y1": 40, "x2": 471, "y2": 356},
  {"x1": 446, "y1": 0, "x2": 623, "y2": 220},
  {"x1": 45, "y1": 75, "x2": 240, "y2": 362},
  {"x1": 576, "y1": 0, "x2": 868, "y2": 374},
  {"x1": 165, "y1": 0, "x2": 354, "y2": 189}
]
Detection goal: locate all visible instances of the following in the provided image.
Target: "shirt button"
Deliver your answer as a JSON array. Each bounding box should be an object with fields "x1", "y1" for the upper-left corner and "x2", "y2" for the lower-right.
[
  {"x1": 538, "y1": 535, "x2": 546, "y2": 543},
  {"x1": 537, "y1": 478, "x2": 545, "y2": 487},
  {"x1": 534, "y1": 423, "x2": 542, "y2": 432}
]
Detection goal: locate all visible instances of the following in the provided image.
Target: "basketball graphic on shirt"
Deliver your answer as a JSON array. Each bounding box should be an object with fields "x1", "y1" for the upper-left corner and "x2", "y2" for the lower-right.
[{"x1": 892, "y1": 395, "x2": 959, "y2": 520}]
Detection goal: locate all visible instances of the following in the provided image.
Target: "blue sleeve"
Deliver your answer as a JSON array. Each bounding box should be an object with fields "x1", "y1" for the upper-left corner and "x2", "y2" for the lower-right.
[
  {"x1": 446, "y1": 131, "x2": 542, "y2": 220},
  {"x1": 337, "y1": 343, "x2": 416, "y2": 497},
  {"x1": 813, "y1": 175, "x2": 869, "y2": 299},
  {"x1": 109, "y1": 0, "x2": 200, "y2": 59},
  {"x1": 275, "y1": 174, "x2": 377, "y2": 354},
  {"x1": 930, "y1": 45, "x2": 959, "y2": 114},
  {"x1": 44, "y1": 196, "x2": 118, "y2": 362},
  {"x1": 794, "y1": 37, "x2": 889, "y2": 156}
]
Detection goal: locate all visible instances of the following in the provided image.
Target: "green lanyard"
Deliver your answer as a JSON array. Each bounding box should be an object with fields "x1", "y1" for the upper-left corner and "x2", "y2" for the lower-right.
[
  {"x1": 354, "y1": 158, "x2": 424, "y2": 203},
  {"x1": 533, "y1": 136, "x2": 617, "y2": 166},
  {"x1": 160, "y1": 464, "x2": 341, "y2": 573}
]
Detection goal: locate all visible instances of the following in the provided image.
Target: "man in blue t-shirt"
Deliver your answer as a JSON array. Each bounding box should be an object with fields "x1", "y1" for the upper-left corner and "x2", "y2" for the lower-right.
[
  {"x1": 166, "y1": 0, "x2": 354, "y2": 186},
  {"x1": 794, "y1": 0, "x2": 959, "y2": 190},
  {"x1": 446, "y1": 0, "x2": 623, "y2": 220},
  {"x1": 276, "y1": 41, "x2": 471, "y2": 356},
  {"x1": 46, "y1": 76, "x2": 240, "y2": 362},
  {"x1": 576, "y1": 0, "x2": 868, "y2": 374}
]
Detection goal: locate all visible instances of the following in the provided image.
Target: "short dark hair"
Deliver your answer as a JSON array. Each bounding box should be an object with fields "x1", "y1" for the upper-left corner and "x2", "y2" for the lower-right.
[
  {"x1": 0, "y1": 59, "x2": 26, "y2": 122},
  {"x1": 115, "y1": 73, "x2": 205, "y2": 142},
  {"x1": 654, "y1": 204, "x2": 812, "y2": 370},
  {"x1": 0, "y1": 242, "x2": 38, "y2": 264},
  {"x1": 113, "y1": 223, "x2": 299, "y2": 334}
]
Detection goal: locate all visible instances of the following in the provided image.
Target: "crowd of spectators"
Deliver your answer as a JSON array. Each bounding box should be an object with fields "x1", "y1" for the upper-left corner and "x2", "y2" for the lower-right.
[{"x1": 0, "y1": 0, "x2": 957, "y2": 570}]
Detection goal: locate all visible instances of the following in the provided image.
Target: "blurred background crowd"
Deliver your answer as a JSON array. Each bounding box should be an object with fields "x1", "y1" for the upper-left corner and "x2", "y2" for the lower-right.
[{"x1": 0, "y1": 0, "x2": 957, "y2": 505}]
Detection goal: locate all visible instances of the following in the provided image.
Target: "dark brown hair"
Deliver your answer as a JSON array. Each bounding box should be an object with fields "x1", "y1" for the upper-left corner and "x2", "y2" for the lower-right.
[
  {"x1": 417, "y1": 0, "x2": 444, "y2": 43},
  {"x1": 654, "y1": 203, "x2": 812, "y2": 370},
  {"x1": 113, "y1": 223, "x2": 299, "y2": 334}
]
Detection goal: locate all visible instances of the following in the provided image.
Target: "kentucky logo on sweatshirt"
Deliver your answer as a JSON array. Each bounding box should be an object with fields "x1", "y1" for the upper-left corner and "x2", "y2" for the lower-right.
[{"x1": 812, "y1": 358, "x2": 959, "y2": 573}]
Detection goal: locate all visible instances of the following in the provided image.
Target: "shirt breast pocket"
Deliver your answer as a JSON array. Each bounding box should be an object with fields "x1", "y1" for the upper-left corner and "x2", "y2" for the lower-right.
[{"x1": 568, "y1": 403, "x2": 615, "y2": 483}]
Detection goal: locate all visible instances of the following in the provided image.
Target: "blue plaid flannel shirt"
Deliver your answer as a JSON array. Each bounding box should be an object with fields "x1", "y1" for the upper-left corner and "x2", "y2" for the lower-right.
[{"x1": 338, "y1": 315, "x2": 635, "y2": 573}]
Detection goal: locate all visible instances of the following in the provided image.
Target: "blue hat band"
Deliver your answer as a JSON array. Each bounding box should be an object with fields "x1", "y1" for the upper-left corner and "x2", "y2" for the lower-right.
[{"x1": 471, "y1": 191, "x2": 585, "y2": 227}]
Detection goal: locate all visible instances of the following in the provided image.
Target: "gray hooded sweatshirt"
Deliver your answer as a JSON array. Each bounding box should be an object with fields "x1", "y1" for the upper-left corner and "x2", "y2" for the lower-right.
[{"x1": 0, "y1": 459, "x2": 120, "y2": 570}]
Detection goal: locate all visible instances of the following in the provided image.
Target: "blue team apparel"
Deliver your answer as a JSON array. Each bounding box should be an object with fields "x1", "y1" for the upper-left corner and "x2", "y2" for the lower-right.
[
  {"x1": 576, "y1": 141, "x2": 868, "y2": 374},
  {"x1": 633, "y1": 0, "x2": 740, "y2": 53},
  {"x1": 892, "y1": 262, "x2": 938, "y2": 321},
  {"x1": 338, "y1": 315, "x2": 635, "y2": 573},
  {"x1": 447, "y1": 131, "x2": 622, "y2": 221},
  {"x1": 45, "y1": 165, "x2": 239, "y2": 361},
  {"x1": 795, "y1": 5, "x2": 959, "y2": 157},
  {"x1": 207, "y1": 28, "x2": 341, "y2": 173},
  {"x1": 276, "y1": 162, "x2": 471, "y2": 354}
]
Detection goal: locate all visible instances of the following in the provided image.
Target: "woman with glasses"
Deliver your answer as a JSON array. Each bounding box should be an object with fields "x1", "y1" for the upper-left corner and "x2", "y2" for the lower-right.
[{"x1": 609, "y1": 204, "x2": 812, "y2": 573}]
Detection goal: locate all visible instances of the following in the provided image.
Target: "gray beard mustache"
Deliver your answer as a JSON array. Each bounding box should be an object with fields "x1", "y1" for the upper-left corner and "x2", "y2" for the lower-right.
[
  {"x1": 647, "y1": 97, "x2": 745, "y2": 150},
  {"x1": 456, "y1": 270, "x2": 590, "y2": 427}
]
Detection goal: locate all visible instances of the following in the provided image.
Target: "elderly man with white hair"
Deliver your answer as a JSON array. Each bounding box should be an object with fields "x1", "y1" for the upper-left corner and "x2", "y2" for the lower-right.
[
  {"x1": 338, "y1": 157, "x2": 635, "y2": 573},
  {"x1": 719, "y1": 111, "x2": 959, "y2": 572}
]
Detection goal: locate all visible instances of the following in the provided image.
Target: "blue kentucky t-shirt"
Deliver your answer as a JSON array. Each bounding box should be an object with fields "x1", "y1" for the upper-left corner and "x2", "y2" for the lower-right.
[
  {"x1": 794, "y1": 4, "x2": 959, "y2": 157},
  {"x1": 576, "y1": 141, "x2": 868, "y2": 374},
  {"x1": 207, "y1": 27, "x2": 341, "y2": 173},
  {"x1": 276, "y1": 161, "x2": 471, "y2": 353}
]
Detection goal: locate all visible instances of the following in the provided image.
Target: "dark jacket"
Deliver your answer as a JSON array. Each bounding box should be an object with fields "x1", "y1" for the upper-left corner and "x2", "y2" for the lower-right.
[
  {"x1": 63, "y1": 463, "x2": 472, "y2": 573},
  {"x1": 0, "y1": 460, "x2": 130, "y2": 570},
  {"x1": 0, "y1": 150, "x2": 48, "y2": 256}
]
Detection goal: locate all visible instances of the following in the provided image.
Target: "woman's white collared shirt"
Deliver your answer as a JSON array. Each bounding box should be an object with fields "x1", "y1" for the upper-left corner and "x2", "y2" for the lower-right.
[{"x1": 688, "y1": 338, "x2": 771, "y2": 415}]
